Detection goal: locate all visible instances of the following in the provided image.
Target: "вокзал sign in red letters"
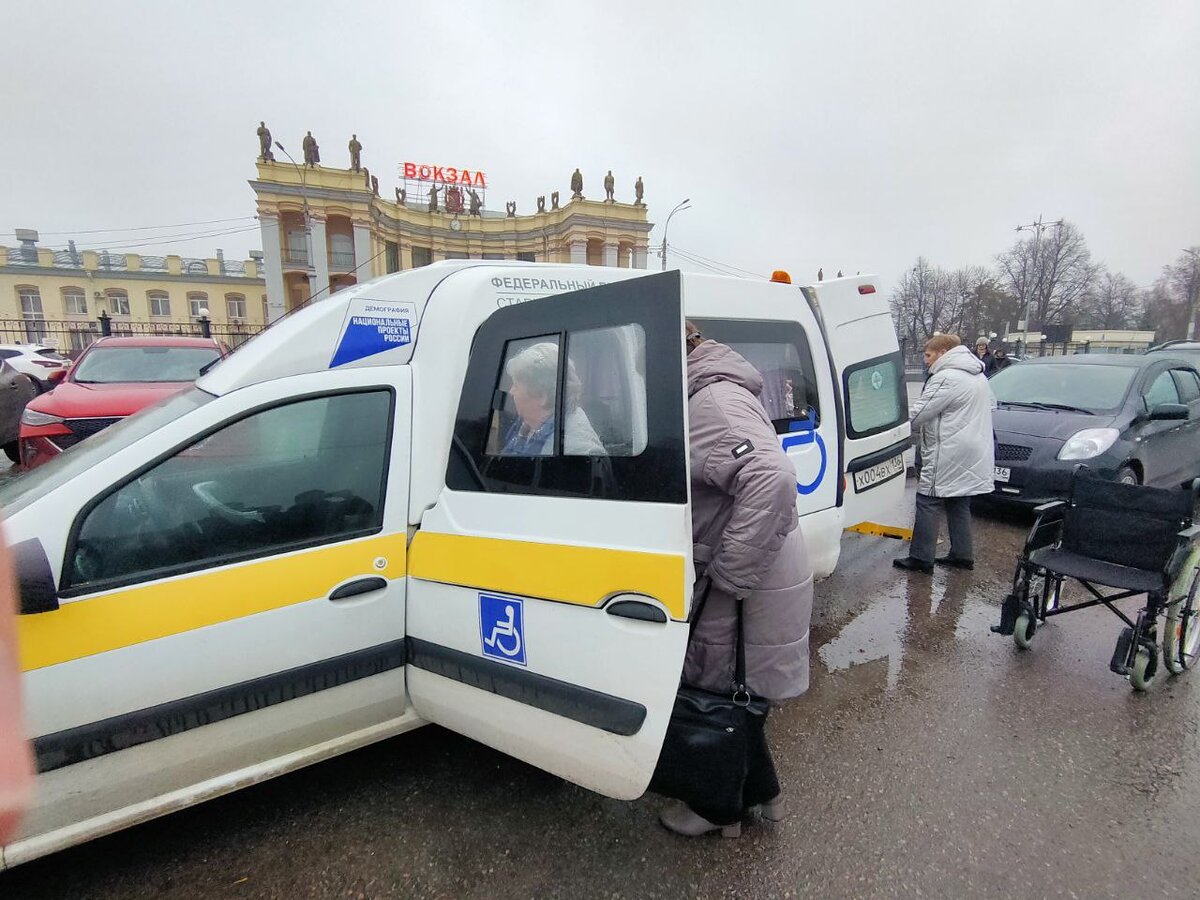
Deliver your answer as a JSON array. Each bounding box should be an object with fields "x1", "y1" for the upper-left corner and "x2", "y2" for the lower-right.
[{"x1": 402, "y1": 162, "x2": 487, "y2": 188}]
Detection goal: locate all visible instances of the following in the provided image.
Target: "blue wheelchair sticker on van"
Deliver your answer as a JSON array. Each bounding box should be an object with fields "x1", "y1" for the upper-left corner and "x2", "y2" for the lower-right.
[
  {"x1": 479, "y1": 593, "x2": 527, "y2": 666},
  {"x1": 781, "y1": 417, "x2": 827, "y2": 496}
]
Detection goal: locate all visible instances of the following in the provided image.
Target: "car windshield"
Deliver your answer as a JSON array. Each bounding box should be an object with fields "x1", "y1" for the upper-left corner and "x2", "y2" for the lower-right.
[
  {"x1": 0, "y1": 386, "x2": 214, "y2": 516},
  {"x1": 989, "y1": 363, "x2": 1137, "y2": 414},
  {"x1": 72, "y1": 346, "x2": 220, "y2": 383}
]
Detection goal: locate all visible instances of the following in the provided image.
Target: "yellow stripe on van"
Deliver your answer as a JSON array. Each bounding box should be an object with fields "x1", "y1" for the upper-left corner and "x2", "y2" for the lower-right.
[
  {"x1": 409, "y1": 532, "x2": 687, "y2": 619},
  {"x1": 18, "y1": 535, "x2": 406, "y2": 673}
]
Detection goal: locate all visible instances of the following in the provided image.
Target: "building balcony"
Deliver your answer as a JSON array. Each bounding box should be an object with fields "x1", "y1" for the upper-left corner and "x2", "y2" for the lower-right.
[
  {"x1": 328, "y1": 250, "x2": 355, "y2": 272},
  {"x1": 282, "y1": 248, "x2": 311, "y2": 269}
]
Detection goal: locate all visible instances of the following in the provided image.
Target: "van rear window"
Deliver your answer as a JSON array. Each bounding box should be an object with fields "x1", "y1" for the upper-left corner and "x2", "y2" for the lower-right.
[{"x1": 845, "y1": 353, "x2": 906, "y2": 437}]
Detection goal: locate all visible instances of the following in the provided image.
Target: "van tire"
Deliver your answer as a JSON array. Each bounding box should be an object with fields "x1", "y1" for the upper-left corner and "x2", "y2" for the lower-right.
[{"x1": 3, "y1": 441, "x2": 19, "y2": 463}]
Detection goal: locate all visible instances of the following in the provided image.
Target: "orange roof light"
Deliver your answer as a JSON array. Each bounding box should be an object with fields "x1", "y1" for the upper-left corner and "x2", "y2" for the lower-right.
[{"x1": 770, "y1": 270, "x2": 792, "y2": 284}]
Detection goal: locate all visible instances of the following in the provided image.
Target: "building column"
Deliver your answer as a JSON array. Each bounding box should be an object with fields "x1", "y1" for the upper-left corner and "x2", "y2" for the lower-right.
[
  {"x1": 633, "y1": 246, "x2": 648, "y2": 270},
  {"x1": 309, "y1": 217, "x2": 329, "y2": 300},
  {"x1": 569, "y1": 240, "x2": 586, "y2": 265},
  {"x1": 259, "y1": 214, "x2": 287, "y2": 322},
  {"x1": 353, "y1": 223, "x2": 372, "y2": 279},
  {"x1": 603, "y1": 243, "x2": 618, "y2": 268}
]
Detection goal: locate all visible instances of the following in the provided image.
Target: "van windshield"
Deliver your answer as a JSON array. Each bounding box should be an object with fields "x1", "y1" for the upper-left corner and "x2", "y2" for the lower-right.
[{"x1": 0, "y1": 387, "x2": 214, "y2": 516}]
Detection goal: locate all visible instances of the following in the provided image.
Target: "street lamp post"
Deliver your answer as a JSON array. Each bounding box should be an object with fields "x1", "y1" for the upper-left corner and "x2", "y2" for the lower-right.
[
  {"x1": 274, "y1": 141, "x2": 313, "y2": 287},
  {"x1": 1183, "y1": 248, "x2": 1199, "y2": 340},
  {"x1": 1015, "y1": 215, "x2": 1063, "y2": 354},
  {"x1": 659, "y1": 198, "x2": 692, "y2": 271}
]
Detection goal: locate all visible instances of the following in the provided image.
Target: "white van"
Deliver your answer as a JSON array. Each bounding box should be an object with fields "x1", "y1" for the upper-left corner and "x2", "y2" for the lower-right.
[{"x1": 1, "y1": 262, "x2": 908, "y2": 867}]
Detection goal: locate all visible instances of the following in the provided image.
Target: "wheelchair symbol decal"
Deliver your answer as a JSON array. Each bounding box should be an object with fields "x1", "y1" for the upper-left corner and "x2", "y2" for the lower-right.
[
  {"x1": 781, "y1": 419, "x2": 827, "y2": 496},
  {"x1": 479, "y1": 593, "x2": 527, "y2": 666}
]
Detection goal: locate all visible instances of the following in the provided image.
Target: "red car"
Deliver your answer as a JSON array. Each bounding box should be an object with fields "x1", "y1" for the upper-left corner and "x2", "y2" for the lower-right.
[{"x1": 19, "y1": 336, "x2": 227, "y2": 470}]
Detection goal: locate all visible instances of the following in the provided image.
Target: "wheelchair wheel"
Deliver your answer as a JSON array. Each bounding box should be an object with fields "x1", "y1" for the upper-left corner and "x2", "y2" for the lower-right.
[
  {"x1": 1013, "y1": 612, "x2": 1035, "y2": 650},
  {"x1": 1130, "y1": 647, "x2": 1157, "y2": 692},
  {"x1": 1164, "y1": 556, "x2": 1200, "y2": 675}
]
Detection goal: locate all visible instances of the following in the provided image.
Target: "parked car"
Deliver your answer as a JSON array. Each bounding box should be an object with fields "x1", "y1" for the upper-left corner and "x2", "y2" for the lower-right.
[
  {"x1": 989, "y1": 355, "x2": 1200, "y2": 504},
  {"x1": 0, "y1": 344, "x2": 70, "y2": 392},
  {"x1": 1146, "y1": 339, "x2": 1200, "y2": 364},
  {"x1": 0, "y1": 360, "x2": 38, "y2": 462},
  {"x1": 19, "y1": 336, "x2": 227, "y2": 470}
]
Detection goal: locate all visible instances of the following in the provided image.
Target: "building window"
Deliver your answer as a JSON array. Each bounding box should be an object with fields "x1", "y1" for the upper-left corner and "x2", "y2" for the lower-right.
[
  {"x1": 106, "y1": 290, "x2": 131, "y2": 316},
  {"x1": 18, "y1": 287, "x2": 47, "y2": 342},
  {"x1": 226, "y1": 294, "x2": 247, "y2": 319},
  {"x1": 517, "y1": 251, "x2": 536, "y2": 262},
  {"x1": 188, "y1": 292, "x2": 208, "y2": 318},
  {"x1": 483, "y1": 253, "x2": 506, "y2": 260},
  {"x1": 411, "y1": 247, "x2": 432, "y2": 268},
  {"x1": 68, "y1": 323, "x2": 99, "y2": 355},
  {"x1": 148, "y1": 292, "x2": 171, "y2": 317},
  {"x1": 62, "y1": 288, "x2": 88, "y2": 315},
  {"x1": 385, "y1": 241, "x2": 400, "y2": 274}
]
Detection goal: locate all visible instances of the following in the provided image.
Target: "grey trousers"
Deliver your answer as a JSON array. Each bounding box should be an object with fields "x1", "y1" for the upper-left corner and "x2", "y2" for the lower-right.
[{"x1": 910, "y1": 493, "x2": 974, "y2": 563}]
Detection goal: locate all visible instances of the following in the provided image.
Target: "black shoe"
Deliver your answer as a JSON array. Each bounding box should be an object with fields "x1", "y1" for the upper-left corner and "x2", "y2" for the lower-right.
[
  {"x1": 935, "y1": 555, "x2": 975, "y2": 570},
  {"x1": 893, "y1": 556, "x2": 933, "y2": 574}
]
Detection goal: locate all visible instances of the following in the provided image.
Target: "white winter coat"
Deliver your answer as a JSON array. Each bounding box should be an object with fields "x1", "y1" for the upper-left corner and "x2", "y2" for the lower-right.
[{"x1": 912, "y1": 345, "x2": 996, "y2": 498}]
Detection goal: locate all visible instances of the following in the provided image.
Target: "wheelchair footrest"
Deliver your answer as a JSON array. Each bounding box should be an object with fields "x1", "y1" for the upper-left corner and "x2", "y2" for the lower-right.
[
  {"x1": 1110, "y1": 627, "x2": 1135, "y2": 676},
  {"x1": 991, "y1": 592, "x2": 1022, "y2": 636}
]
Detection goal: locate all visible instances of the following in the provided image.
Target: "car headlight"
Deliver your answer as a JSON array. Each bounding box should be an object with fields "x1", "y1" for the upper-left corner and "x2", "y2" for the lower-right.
[
  {"x1": 1057, "y1": 428, "x2": 1120, "y2": 461},
  {"x1": 20, "y1": 408, "x2": 64, "y2": 427}
]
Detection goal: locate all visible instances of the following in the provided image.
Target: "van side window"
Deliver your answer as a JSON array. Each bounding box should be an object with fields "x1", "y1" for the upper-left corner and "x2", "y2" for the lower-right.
[
  {"x1": 64, "y1": 390, "x2": 392, "y2": 592},
  {"x1": 690, "y1": 319, "x2": 819, "y2": 433},
  {"x1": 1170, "y1": 368, "x2": 1200, "y2": 404},
  {"x1": 845, "y1": 353, "x2": 906, "y2": 438},
  {"x1": 1144, "y1": 371, "x2": 1180, "y2": 409}
]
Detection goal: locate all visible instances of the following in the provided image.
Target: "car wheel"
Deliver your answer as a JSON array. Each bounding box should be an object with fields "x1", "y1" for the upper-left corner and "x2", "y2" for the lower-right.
[
  {"x1": 3, "y1": 441, "x2": 19, "y2": 463},
  {"x1": 1117, "y1": 465, "x2": 1140, "y2": 486}
]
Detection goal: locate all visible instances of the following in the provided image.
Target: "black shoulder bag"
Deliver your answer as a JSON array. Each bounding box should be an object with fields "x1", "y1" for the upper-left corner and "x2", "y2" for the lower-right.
[{"x1": 649, "y1": 579, "x2": 770, "y2": 820}]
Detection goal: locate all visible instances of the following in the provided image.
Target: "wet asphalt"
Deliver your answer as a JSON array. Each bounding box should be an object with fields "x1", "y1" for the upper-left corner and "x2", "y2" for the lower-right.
[{"x1": 4, "y1": 482, "x2": 1200, "y2": 899}]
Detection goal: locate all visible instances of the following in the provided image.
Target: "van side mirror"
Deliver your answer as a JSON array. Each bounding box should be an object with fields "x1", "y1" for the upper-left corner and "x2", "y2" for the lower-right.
[
  {"x1": 1149, "y1": 403, "x2": 1188, "y2": 422},
  {"x1": 47, "y1": 368, "x2": 67, "y2": 385},
  {"x1": 12, "y1": 539, "x2": 59, "y2": 614}
]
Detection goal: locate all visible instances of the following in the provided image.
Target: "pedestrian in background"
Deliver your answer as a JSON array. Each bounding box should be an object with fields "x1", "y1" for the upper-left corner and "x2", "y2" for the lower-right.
[
  {"x1": 974, "y1": 339, "x2": 995, "y2": 376},
  {"x1": 658, "y1": 323, "x2": 813, "y2": 838},
  {"x1": 0, "y1": 534, "x2": 33, "y2": 845},
  {"x1": 990, "y1": 346, "x2": 1013, "y2": 374},
  {"x1": 894, "y1": 334, "x2": 995, "y2": 574}
]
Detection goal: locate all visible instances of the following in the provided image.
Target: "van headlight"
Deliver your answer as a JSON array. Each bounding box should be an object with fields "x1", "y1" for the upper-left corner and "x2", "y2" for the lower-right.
[
  {"x1": 1057, "y1": 428, "x2": 1120, "y2": 460},
  {"x1": 21, "y1": 409, "x2": 64, "y2": 427}
]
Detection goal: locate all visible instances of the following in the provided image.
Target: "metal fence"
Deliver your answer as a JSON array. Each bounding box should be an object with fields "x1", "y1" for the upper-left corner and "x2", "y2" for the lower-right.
[
  {"x1": 901, "y1": 340, "x2": 1149, "y2": 371},
  {"x1": 0, "y1": 317, "x2": 265, "y2": 358}
]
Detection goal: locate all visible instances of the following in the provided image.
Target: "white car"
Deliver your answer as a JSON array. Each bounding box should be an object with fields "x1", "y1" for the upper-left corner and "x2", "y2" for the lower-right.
[{"x1": 0, "y1": 344, "x2": 70, "y2": 391}]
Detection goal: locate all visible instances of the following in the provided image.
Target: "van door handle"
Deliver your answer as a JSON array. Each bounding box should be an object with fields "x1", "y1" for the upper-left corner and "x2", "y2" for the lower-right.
[
  {"x1": 329, "y1": 577, "x2": 388, "y2": 601},
  {"x1": 605, "y1": 599, "x2": 668, "y2": 623}
]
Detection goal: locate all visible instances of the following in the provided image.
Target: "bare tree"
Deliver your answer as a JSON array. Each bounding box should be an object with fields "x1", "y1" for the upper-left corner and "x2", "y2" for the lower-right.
[
  {"x1": 996, "y1": 221, "x2": 1100, "y2": 329},
  {"x1": 890, "y1": 258, "x2": 969, "y2": 349},
  {"x1": 1081, "y1": 271, "x2": 1144, "y2": 329},
  {"x1": 1143, "y1": 248, "x2": 1200, "y2": 340}
]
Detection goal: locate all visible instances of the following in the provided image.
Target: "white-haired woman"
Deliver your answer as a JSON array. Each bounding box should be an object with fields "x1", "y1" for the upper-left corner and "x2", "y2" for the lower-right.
[{"x1": 502, "y1": 342, "x2": 605, "y2": 456}]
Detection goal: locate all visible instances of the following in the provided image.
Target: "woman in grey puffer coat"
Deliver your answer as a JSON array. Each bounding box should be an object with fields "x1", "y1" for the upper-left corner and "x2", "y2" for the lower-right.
[
  {"x1": 894, "y1": 334, "x2": 995, "y2": 574},
  {"x1": 660, "y1": 324, "x2": 813, "y2": 839}
]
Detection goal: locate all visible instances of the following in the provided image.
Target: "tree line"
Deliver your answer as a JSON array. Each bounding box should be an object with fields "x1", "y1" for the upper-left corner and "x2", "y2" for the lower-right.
[{"x1": 890, "y1": 223, "x2": 1199, "y2": 349}]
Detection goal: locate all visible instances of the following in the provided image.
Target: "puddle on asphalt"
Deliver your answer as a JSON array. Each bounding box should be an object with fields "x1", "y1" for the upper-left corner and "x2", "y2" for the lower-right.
[{"x1": 817, "y1": 573, "x2": 998, "y2": 690}]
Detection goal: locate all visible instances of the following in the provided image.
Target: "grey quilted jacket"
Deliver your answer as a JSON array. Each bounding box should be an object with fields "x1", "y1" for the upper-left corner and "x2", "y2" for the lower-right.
[{"x1": 682, "y1": 341, "x2": 813, "y2": 701}]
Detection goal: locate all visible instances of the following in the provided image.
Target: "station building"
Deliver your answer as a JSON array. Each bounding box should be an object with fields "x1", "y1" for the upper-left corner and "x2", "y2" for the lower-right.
[{"x1": 251, "y1": 151, "x2": 654, "y2": 319}]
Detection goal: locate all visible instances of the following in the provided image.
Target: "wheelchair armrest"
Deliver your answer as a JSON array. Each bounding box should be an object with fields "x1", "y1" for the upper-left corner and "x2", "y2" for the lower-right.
[
  {"x1": 1164, "y1": 524, "x2": 1200, "y2": 583},
  {"x1": 1025, "y1": 501, "x2": 1066, "y2": 553}
]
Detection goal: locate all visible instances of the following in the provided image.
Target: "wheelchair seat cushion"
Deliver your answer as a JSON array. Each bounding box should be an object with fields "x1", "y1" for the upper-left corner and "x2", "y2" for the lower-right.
[{"x1": 1028, "y1": 547, "x2": 1165, "y2": 593}]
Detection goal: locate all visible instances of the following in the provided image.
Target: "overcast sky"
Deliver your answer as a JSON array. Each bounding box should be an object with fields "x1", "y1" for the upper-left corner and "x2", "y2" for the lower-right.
[{"x1": 2, "y1": 1, "x2": 1197, "y2": 294}]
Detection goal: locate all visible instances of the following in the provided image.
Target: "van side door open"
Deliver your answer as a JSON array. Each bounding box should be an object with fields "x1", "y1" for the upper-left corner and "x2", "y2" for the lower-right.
[
  {"x1": 804, "y1": 277, "x2": 911, "y2": 528},
  {"x1": 406, "y1": 273, "x2": 693, "y2": 800}
]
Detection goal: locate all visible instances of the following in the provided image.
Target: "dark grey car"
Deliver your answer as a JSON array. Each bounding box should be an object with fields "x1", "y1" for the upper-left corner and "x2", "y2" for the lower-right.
[
  {"x1": 0, "y1": 359, "x2": 38, "y2": 462},
  {"x1": 989, "y1": 355, "x2": 1200, "y2": 504}
]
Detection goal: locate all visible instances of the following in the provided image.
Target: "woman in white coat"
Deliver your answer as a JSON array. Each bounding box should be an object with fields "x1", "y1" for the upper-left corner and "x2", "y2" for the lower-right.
[{"x1": 894, "y1": 334, "x2": 995, "y2": 574}]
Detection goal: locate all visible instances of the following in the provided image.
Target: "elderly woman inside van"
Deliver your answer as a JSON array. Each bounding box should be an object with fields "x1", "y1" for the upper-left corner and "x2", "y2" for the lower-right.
[{"x1": 502, "y1": 341, "x2": 605, "y2": 456}]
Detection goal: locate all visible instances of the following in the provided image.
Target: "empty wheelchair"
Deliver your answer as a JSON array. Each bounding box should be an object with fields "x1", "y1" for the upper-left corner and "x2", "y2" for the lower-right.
[{"x1": 992, "y1": 470, "x2": 1200, "y2": 691}]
